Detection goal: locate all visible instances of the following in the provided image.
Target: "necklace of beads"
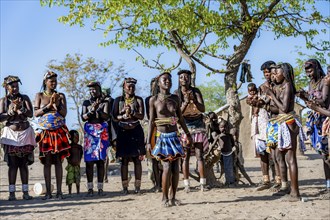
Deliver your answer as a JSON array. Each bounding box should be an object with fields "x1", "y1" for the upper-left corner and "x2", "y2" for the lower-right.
[
  {"x1": 43, "y1": 91, "x2": 53, "y2": 97},
  {"x1": 158, "y1": 93, "x2": 171, "y2": 102},
  {"x1": 125, "y1": 96, "x2": 135, "y2": 105}
]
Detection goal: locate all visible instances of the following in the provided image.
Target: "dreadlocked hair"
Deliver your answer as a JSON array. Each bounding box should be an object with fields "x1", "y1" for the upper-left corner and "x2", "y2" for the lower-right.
[{"x1": 278, "y1": 63, "x2": 296, "y2": 94}]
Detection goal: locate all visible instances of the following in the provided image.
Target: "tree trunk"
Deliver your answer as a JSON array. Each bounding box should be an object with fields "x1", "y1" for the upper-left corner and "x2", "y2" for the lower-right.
[{"x1": 203, "y1": 31, "x2": 258, "y2": 186}]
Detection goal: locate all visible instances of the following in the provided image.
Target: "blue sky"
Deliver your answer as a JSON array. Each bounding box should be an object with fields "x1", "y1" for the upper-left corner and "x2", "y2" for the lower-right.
[{"x1": 1, "y1": 0, "x2": 329, "y2": 128}]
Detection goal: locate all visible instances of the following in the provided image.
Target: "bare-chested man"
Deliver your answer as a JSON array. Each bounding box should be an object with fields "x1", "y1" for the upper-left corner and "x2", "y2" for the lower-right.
[{"x1": 0, "y1": 76, "x2": 36, "y2": 201}]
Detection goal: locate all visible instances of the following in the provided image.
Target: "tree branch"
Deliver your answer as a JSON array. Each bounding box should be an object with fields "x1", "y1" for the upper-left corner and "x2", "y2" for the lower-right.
[{"x1": 198, "y1": 50, "x2": 230, "y2": 61}]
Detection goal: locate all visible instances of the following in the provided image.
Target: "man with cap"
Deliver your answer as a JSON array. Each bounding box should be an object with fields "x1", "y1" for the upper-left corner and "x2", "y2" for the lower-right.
[
  {"x1": 81, "y1": 81, "x2": 110, "y2": 196},
  {"x1": 0, "y1": 75, "x2": 36, "y2": 201}
]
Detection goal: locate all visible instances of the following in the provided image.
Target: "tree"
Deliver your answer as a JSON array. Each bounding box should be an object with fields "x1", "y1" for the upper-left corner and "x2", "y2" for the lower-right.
[
  {"x1": 42, "y1": 0, "x2": 329, "y2": 129},
  {"x1": 198, "y1": 80, "x2": 226, "y2": 112},
  {"x1": 47, "y1": 53, "x2": 127, "y2": 131},
  {"x1": 42, "y1": 0, "x2": 329, "y2": 185}
]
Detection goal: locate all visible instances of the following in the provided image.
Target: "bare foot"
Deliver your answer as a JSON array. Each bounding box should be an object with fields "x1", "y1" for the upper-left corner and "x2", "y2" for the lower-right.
[
  {"x1": 272, "y1": 187, "x2": 290, "y2": 196},
  {"x1": 171, "y1": 198, "x2": 181, "y2": 206},
  {"x1": 162, "y1": 199, "x2": 171, "y2": 208},
  {"x1": 280, "y1": 194, "x2": 300, "y2": 202},
  {"x1": 269, "y1": 183, "x2": 281, "y2": 192}
]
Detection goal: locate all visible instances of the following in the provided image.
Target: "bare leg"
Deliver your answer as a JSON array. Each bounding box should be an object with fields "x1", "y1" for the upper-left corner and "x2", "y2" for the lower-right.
[
  {"x1": 182, "y1": 148, "x2": 191, "y2": 192},
  {"x1": 256, "y1": 152, "x2": 271, "y2": 191},
  {"x1": 18, "y1": 156, "x2": 32, "y2": 200},
  {"x1": 161, "y1": 161, "x2": 171, "y2": 207},
  {"x1": 132, "y1": 156, "x2": 142, "y2": 193},
  {"x1": 285, "y1": 129, "x2": 299, "y2": 199},
  {"x1": 43, "y1": 153, "x2": 53, "y2": 199},
  {"x1": 8, "y1": 155, "x2": 19, "y2": 200},
  {"x1": 195, "y1": 144, "x2": 207, "y2": 190},
  {"x1": 104, "y1": 157, "x2": 109, "y2": 183},
  {"x1": 170, "y1": 160, "x2": 181, "y2": 206},
  {"x1": 121, "y1": 157, "x2": 129, "y2": 194},
  {"x1": 152, "y1": 158, "x2": 161, "y2": 192},
  {"x1": 54, "y1": 154, "x2": 64, "y2": 199},
  {"x1": 68, "y1": 184, "x2": 72, "y2": 194},
  {"x1": 96, "y1": 160, "x2": 105, "y2": 196},
  {"x1": 86, "y1": 161, "x2": 94, "y2": 196}
]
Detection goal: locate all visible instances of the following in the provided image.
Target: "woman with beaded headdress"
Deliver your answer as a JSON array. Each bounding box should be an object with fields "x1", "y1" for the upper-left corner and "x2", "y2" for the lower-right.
[
  {"x1": 0, "y1": 75, "x2": 36, "y2": 201},
  {"x1": 112, "y1": 77, "x2": 145, "y2": 194},
  {"x1": 264, "y1": 63, "x2": 306, "y2": 201},
  {"x1": 34, "y1": 71, "x2": 71, "y2": 199},
  {"x1": 174, "y1": 69, "x2": 208, "y2": 192},
  {"x1": 81, "y1": 81, "x2": 110, "y2": 196}
]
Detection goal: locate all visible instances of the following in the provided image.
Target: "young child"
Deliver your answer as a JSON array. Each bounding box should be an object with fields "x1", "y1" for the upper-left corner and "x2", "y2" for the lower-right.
[
  {"x1": 214, "y1": 120, "x2": 235, "y2": 186},
  {"x1": 66, "y1": 130, "x2": 83, "y2": 195}
]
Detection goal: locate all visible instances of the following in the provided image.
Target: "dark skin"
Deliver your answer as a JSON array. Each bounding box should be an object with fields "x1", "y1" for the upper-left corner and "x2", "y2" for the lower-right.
[
  {"x1": 264, "y1": 67, "x2": 300, "y2": 199},
  {"x1": 34, "y1": 76, "x2": 67, "y2": 199},
  {"x1": 247, "y1": 86, "x2": 261, "y2": 116},
  {"x1": 176, "y1": 72, "x2": 206, "y2": 183},
  {"x1": 67, "y1": 133, "x2": 83, "y2": 194},
  {"x1": 0, "y1": 81, "x2": 34, "y2": 197},
  {"x1": 145, "y1": 80, "x2": 163, "y2": 192},
  {"x1": 81, "y1": 86, "x2": 109, "y2": 192},
  {"x1": 147, "y1": 73, "x2": 192, "y2": 206},
  {"x1": 253, "y1": 69, "x2": 272, "y2": 183},
  {"x1": 306, "y1": 75, "x2": 330, "y2": 174},
  {"x1": 297, "y1": 66, "x2": 329, "y2": 107},
  {"x1": 112, "y1": 82, "x2": 145, "y2": 192}
]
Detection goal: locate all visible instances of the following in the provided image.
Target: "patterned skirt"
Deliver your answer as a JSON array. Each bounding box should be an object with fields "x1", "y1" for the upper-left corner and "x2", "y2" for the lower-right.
[
  {"x1": 36, "y1": 125, "x2": 71, "y2": 164},
  {"x1": 152, "y1": 131, "x2": 185, "y2": 161}
]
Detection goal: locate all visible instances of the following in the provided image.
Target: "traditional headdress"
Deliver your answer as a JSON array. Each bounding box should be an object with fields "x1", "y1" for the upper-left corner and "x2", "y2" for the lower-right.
[
  {"x1": 87, "y1": 81, "x2": 102, "y2": 88},
  {"x1": 2, "y1": 75, "x2": 22, "y2": 88},
  {"x1": 43, "y1": 71, "x2": 57, "y2": 80}
]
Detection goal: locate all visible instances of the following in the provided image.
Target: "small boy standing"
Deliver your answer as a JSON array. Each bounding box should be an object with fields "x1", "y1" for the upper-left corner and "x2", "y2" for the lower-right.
[
  {"x1": 217, "y1": 120, "x2": 235, "y2": 187},
  {"x1": 66, "y1": 130, "x2": 83, "y2": 195}
]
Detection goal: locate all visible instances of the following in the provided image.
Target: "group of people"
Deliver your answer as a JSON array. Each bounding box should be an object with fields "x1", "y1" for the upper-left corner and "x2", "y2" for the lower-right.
[
  {"x1": 0, "y1": 59, "x2": 329, "y2": 206},
  {"x1": 247, "y1": 60, "x2": 329, "y2": 201}
]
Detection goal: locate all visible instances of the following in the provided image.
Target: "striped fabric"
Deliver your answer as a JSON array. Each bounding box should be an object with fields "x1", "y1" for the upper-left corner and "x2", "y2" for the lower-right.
[{"x1": 152, "y1": 132, "x2": 185, "y2": 161}]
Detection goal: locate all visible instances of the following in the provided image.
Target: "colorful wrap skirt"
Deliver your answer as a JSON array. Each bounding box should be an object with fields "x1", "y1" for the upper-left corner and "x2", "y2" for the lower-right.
[
  {"x1": 36, "y1": 112, "x2": 70, "y2": 164},
  {"x1": 182, "y1": 116, "x2": 209, "y2": 155},
  {"x1": 307, "y1": 111, "x2": 329, "y2": 155},
  {"x1": 152, "y1": 131, "x2": 185, "y2": 161},
  {"x1": 266, "y1": 113, "x2": 306, "y2": 152},
  {"x1": 84, "y1": 122, "x2": 109, "y2": 162}
]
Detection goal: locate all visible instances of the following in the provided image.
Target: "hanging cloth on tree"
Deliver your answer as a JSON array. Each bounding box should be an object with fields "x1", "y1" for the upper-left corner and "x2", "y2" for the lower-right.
[{"x1": 239, "y1": 62, "x2": 253, "y2": 83}]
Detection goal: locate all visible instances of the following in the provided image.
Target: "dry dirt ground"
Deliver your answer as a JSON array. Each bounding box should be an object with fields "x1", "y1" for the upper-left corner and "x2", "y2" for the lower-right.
[{"x1": 0, "y1": 149, "x2": 329, "y2": 220}]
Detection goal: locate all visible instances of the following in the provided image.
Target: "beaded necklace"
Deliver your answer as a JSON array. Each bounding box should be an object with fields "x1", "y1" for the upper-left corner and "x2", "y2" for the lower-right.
[{"x1": 125, "y1": 96, "x2": 135, "y2": 105}]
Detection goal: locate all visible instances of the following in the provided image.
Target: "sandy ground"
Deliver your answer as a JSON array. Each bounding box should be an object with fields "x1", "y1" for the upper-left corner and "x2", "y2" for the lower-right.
[{"x1": 0, "y1": 149, "x2": 329, "y2": 220}]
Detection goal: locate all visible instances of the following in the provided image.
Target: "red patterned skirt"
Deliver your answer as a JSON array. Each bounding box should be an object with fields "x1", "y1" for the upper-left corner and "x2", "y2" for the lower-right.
[{"x1": 36, "y1": 125, "x2": 71, "y2": 164}]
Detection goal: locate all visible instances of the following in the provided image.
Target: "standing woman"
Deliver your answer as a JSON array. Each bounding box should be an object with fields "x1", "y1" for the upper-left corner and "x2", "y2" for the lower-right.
[
  {"x1": 81, "y1": 81, "x2": 110, "y2": 196},
  {"x1": 265, "y1": 63, "x2": 305, "y2": 201},
  {"x1": 112, "y1": 78, "x2": 145, "y2": 194},
  {"x1": 34, "y1": 71, "x2": 71, "y2": 199},
  {"x1": 0, "y1": 76, "x2": 36, "y2": 201},
  {"x1": 175, "y1": 70, "x2": 208, "y2": 192}
]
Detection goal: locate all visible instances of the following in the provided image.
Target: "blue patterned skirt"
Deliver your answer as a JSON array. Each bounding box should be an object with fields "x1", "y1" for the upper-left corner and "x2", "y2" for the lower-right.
[{"x1": 152, "y1": 132, "x2": 185, "y2": 161}]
